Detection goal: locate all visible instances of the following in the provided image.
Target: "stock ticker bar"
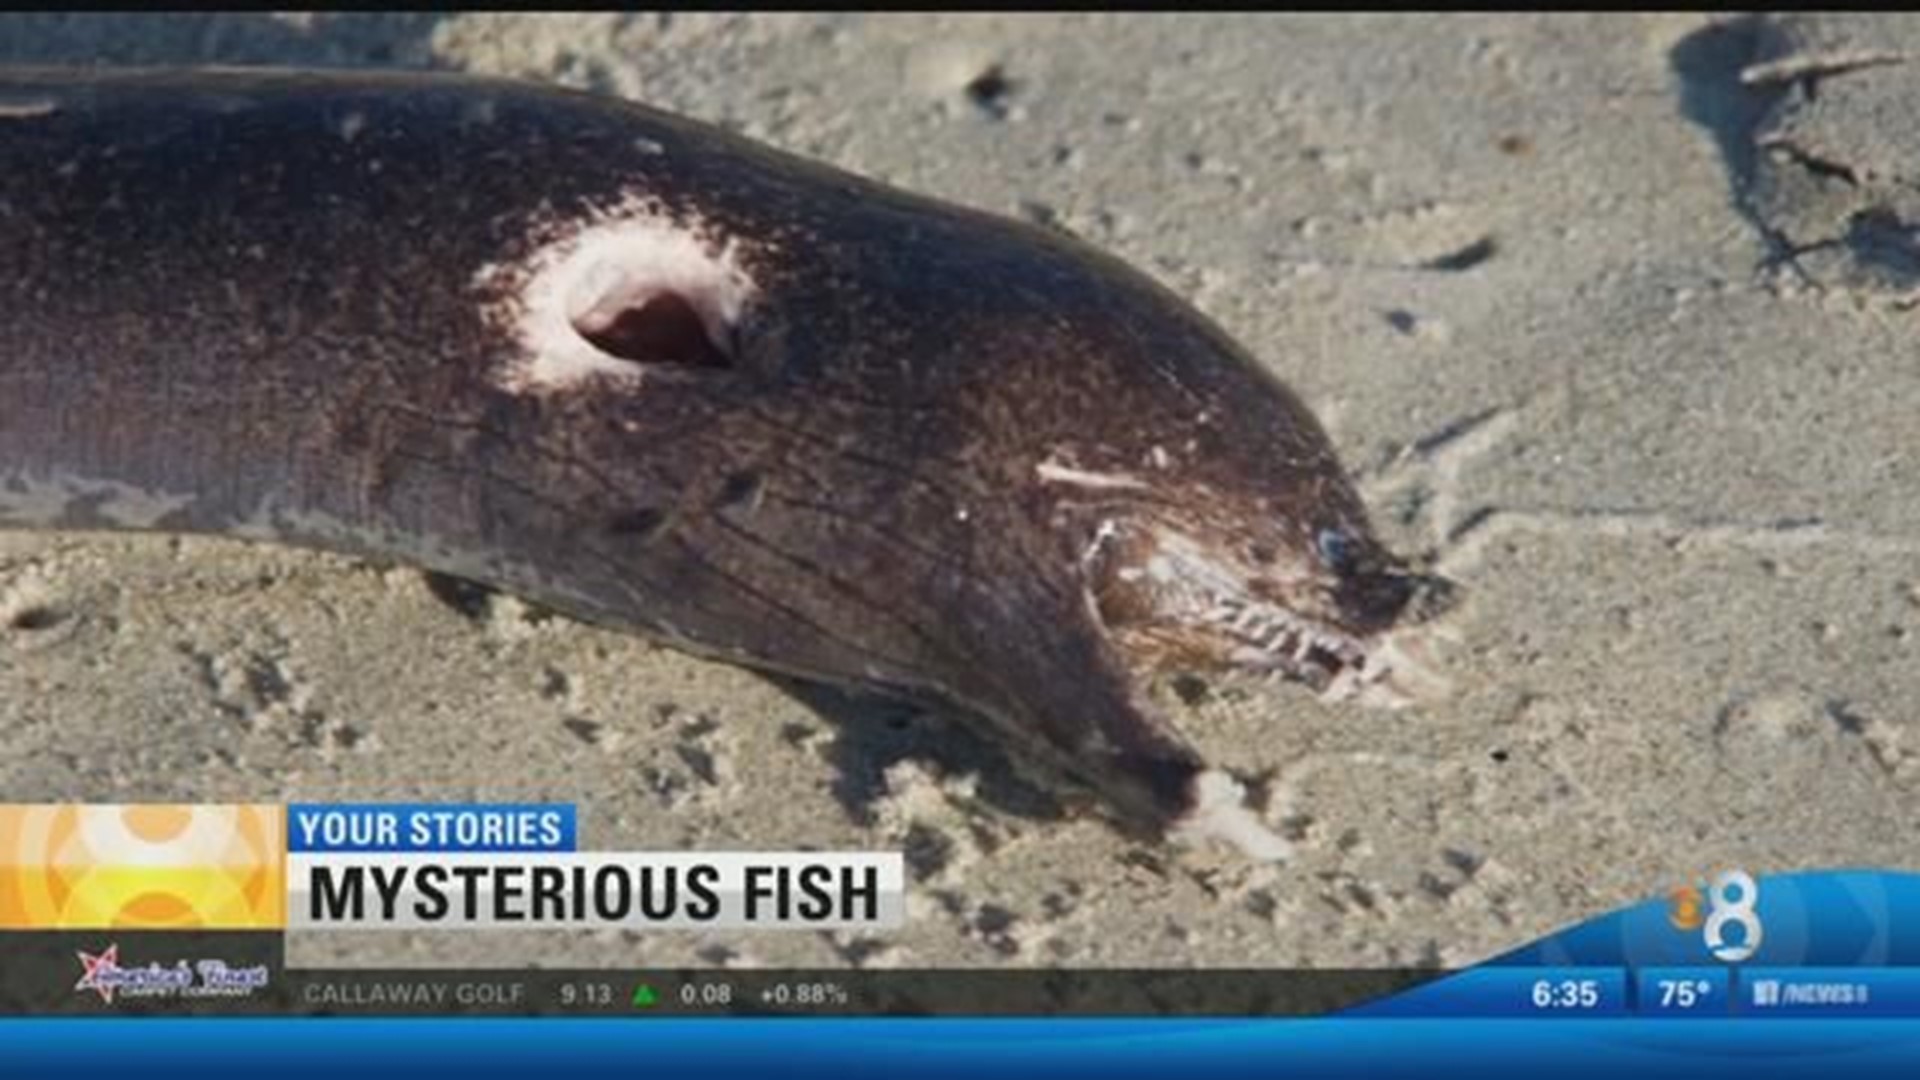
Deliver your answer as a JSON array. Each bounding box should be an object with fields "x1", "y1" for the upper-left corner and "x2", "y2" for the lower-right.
[
  {"x1": 11, "y1": 933, "x2": 1920, "y2": 1017},
  {"x1": 0, "y1": 933, "x2": 1438, "y2": 1016}
]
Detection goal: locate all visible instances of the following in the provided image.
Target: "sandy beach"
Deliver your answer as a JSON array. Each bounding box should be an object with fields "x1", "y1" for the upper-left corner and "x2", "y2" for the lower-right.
[{"x1": 1, "y1": 12, "x2": 1916, "y2": 971}]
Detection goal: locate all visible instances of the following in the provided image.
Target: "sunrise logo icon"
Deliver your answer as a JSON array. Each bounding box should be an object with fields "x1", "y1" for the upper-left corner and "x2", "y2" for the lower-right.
[{"x1": 0, "y1": 804, "x2": 284, "y2": 929}]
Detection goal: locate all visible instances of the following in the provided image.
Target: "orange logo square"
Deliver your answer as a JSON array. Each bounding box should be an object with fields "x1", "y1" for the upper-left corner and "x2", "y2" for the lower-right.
[{"x1": 0, "y1": 805, "x2": 285, "y2": 929}]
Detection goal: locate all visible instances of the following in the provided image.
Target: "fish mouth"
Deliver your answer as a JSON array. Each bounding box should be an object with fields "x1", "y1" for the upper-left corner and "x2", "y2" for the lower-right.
[
  {"x1": 1206, "y1": 597, "x2": 1403, "y2": 704},
  {"x1": 1089, "y1": 524, "x2": 1455, "y2": 708},
  {"x1": 1189, "y1": 579, "x2": 1455, "y2": 708}
]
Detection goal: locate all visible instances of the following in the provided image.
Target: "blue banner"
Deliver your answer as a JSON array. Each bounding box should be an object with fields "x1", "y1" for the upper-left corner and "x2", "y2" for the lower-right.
[
  {"x1": 1343, "y1": 870, "x2": 1920, "y2": 1020},
  {"x1": 286, "y1": 804, "x2": 577, "y2": 853},
  {"x1": 7, "y1": 1019, "x2": 1920, "y2": 1077}
]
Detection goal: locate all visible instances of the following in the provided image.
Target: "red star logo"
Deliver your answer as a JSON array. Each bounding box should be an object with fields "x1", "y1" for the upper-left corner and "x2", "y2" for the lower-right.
[{"x1": 75, "y1": 944, "x2": 121, "y2": 1004}]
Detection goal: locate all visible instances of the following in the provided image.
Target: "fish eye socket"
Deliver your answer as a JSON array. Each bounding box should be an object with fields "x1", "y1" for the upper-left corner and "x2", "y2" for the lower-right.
[{"x1": 1314, "y1": 527, "x2": 1354, "y2": 570}]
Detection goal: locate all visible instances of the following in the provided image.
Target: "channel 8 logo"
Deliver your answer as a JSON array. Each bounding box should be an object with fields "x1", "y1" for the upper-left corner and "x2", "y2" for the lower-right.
[{"x1": 1668, "y1": 869, "x2": 1762, "y2": 962}]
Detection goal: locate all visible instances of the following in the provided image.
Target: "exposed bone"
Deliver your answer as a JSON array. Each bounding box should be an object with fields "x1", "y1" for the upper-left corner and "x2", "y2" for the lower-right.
[
  {"x1": 1167, "y1": 769, "x2": 1292, "y2": 862},
  {"x1": 1036, "y1": 460, "x2": 1151, "y2": 491}
]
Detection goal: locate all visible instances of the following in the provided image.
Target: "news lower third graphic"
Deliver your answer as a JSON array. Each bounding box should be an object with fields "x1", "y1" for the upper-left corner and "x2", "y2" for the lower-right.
[
  {"x1": 285, "y1": 804, "x2": 897, "y2": 931},
  {"x1": 1, "y1": 803, "x2": 901, "y2": 932},
  {"x1": 7, "y1": 803, "x2": 1920, "y2": 1018}
]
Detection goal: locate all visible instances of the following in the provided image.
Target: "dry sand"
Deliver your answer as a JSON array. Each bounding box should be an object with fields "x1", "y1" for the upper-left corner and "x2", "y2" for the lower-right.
[{"x1": 1, "y1": 13, "x2": 1917, "y2": 971}]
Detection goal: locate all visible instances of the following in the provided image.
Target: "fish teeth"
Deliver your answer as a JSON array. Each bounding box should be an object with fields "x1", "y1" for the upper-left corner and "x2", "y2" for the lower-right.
[
  {"x1": 1200, "y1": 594, "x2": 1381, "y2": 685},
  {"x1": 1231, "y1": 645, "x2": 1275, "y2": 669}
]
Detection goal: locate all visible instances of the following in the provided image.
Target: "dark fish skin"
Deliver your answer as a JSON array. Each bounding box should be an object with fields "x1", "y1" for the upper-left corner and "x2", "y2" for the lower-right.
[{"x1": 0, "y1": 68, "x2": 1444, "y2": 851}]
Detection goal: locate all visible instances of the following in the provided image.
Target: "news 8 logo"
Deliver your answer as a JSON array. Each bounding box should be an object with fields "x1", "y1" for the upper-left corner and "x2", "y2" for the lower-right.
[{"x1": 1669, "y1": 869, "x2": 1763, "y2": 962}]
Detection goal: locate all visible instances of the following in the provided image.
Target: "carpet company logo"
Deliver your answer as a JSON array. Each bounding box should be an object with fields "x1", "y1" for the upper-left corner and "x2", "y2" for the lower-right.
[
  {"x1": 0, "y1": 804, "x2": 285, "y2": 929},
  {"x1": 73, "y1": 942, "x2": 270, "y2": 1004}
]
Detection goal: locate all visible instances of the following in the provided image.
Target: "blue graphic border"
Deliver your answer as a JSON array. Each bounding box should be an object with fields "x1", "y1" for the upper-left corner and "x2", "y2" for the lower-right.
[{"x1": 7, "y1": 1018, "x2": 1920, "y2": 1077}]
